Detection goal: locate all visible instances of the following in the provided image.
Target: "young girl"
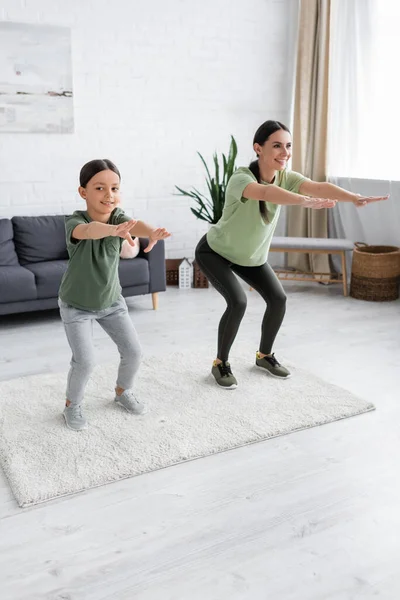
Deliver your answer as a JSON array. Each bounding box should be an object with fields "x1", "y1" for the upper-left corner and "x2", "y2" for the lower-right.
[
  {"x1": 195, "y1": 120, "x2": 388, "y2": 389},
  {"x1": 58, "y1": 159, "x2": 170, "y2": 430}
]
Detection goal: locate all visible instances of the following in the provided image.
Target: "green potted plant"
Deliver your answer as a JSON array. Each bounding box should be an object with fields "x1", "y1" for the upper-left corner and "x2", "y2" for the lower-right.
[{"x1": 175, "y1": 136, "x2": 238, "y2": 224}]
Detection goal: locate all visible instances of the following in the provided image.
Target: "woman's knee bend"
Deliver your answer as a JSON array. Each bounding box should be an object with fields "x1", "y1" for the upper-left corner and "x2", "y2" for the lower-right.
[
  {"x1": 231, "y1": 297, "x2": 247, "y2": 317},
  {"x1": 274, "y1": 293, "x2": 287, "y2": 314},
  {"x1": 267, "y1": 292, "x2": 287, "y2": 311}
]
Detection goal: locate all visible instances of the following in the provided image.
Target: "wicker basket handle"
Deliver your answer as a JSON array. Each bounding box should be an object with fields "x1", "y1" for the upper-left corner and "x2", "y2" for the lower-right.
[{"x1": 354, "y1": 241, "x2": 368, "y2": 248}]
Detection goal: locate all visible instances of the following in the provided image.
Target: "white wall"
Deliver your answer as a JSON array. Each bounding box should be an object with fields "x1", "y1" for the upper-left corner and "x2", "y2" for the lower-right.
[{"x1": 0, "y1": 0, "x2": 299, "y2": 259}]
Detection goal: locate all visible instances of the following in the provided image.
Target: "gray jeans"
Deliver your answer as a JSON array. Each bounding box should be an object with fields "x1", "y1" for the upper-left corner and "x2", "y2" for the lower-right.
[{"x1": 58, "y1": 295, "x2": 142, "y2": 405}]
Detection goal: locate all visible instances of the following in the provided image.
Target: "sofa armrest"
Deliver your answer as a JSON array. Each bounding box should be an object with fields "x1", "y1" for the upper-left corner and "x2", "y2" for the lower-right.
[{"x1": 138, "y1": 238, "x2": 166, "y2": 293}]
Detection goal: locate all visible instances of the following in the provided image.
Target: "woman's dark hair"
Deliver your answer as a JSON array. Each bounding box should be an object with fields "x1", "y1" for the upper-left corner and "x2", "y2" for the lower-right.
[
  {"x1": 248, "y1": 120, "x2": 291, "y2": 223},
  {"x1": 79, "y1": 159, "x2": 121, "y2": 188}
]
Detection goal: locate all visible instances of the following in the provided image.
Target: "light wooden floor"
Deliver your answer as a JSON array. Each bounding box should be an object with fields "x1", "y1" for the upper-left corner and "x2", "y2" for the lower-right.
[{"x1": 0, "y1": 284, "x2": 399, "y2": 600}]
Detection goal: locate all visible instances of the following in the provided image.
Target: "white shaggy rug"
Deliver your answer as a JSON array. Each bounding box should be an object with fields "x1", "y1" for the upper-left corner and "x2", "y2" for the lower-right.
[{"x1": 0, "y1": 350, "x2": 374, "y2": 507}]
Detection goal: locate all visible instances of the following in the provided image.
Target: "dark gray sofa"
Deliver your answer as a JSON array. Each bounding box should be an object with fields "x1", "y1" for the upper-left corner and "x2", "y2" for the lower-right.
[{"x1": 0, "y1": 215, "x2": 166, "y2": 316}]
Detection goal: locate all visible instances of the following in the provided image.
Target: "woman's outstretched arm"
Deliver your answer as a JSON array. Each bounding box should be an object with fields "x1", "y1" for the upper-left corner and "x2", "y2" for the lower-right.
[{"x1": 299, "y1": 180, "x2": 389, "y2": 207}]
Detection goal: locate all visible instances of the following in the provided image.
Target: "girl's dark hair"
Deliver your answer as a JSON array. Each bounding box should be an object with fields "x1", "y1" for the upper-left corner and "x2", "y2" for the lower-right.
[
  {"x1": 248, "y1": 120, "x2": 291, "y2": 223},
  {"x1": 79, "y1": 159, "x2": 121, "y2": 188}
]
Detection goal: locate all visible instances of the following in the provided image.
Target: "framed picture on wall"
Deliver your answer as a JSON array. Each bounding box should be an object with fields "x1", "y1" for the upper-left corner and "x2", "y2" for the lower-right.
[{"x1": 0, "y1": 21, "x2": 74, "y2": 133}]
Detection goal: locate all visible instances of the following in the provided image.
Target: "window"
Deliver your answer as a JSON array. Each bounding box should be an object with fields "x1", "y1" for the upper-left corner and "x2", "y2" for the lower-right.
[{"x1": 327, "y1": 0, "x2": 400, "y2": 181}]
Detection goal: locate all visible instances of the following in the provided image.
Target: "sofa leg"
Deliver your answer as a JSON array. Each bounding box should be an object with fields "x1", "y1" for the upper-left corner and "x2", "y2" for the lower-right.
[{"x1": 152, "y1": 292, "x2": 159, "y2": 310}]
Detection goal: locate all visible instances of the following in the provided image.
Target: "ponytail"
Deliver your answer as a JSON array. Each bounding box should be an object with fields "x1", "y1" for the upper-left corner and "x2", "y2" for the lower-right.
[{"x1": 248, "y1": 159, "x2": 269, "y2": 223}]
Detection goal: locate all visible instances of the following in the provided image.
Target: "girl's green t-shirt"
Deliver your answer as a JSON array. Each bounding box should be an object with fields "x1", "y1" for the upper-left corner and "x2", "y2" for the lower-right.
[
  {"x1": 59, "y1": 208, "x2": 133, "y2": 311},
  {"x1": 206, "y1": 167, "x2": 308, "y2": 267}
]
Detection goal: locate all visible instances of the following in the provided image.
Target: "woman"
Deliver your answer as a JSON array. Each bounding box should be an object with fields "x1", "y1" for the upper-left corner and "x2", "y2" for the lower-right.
[{"x1": 195, "y1": 120, "x2": 388, "y2": 389}]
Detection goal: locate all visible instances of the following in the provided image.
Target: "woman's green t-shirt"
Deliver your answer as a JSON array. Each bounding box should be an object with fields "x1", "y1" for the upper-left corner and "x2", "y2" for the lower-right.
[{"x1": 206, "y1": 167, "x2": 307, "y2": 267}]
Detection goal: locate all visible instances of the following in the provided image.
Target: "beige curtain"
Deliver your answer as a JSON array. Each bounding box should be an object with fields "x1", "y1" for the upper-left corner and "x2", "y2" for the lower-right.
[{"x1": 287, "y1": 0, "x2": 332, "y2": 276}]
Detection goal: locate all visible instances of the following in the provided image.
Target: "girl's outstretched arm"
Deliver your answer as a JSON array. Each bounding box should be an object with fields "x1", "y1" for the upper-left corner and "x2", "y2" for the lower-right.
[
  {"x1": 72, "y1": 220, "x2": 137, "y2": 244},
  {"x1": 129, "y1": 221, "x2": 171, "y2": 252},
  {"x1": 129, "y1": 220, "x2": 157, "y2": 237}
]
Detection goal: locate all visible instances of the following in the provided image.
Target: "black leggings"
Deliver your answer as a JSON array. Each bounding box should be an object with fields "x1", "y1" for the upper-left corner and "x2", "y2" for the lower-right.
[{"x1": 195, "y1": 235, "x2": 287, "y2": 361}]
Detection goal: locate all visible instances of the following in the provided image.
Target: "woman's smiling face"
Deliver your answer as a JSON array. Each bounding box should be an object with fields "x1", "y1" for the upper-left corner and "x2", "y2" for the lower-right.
[{"x1": 254, "y1": 129, "x2": 292, "y2": 174}]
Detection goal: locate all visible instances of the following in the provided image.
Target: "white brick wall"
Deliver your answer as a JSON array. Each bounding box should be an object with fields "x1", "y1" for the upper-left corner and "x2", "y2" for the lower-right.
[{"x1": 0, "y1": 0, "x2": 299, "y2": 259}]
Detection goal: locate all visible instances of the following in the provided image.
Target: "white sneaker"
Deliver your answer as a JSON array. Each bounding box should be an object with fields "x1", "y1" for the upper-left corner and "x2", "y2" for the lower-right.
[
  {"x1": 63, "y1": 404, "x2": 88, "y2": 431},
  {"x1": 114, "y1": 390, "x2": 145, "y2": 414}
]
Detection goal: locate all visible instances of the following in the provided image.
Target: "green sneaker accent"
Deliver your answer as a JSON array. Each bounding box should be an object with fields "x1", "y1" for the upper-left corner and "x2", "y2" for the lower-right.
[
  {"x1": 63, "y1": 404, "x2": 88, "y2": 431},
  {"x1": 256, "y1": 352, "x2": 291, "y2": 379},
  {"x1": 211, "y1": 360, "x2": 237, "y2": 389}
]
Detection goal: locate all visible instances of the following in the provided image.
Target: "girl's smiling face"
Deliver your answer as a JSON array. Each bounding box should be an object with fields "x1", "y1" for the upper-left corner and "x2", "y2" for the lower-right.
[{"x1": 79, "y1": 169, "x2": 121, "y2": 219}]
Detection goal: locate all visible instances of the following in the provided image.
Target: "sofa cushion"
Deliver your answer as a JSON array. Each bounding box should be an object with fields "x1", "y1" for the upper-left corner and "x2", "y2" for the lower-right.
[
  {"x1": 118, "y1": 257, "x2": 149, "y2": 288},
  {"x1": 12, "y1": 215, "x2": 68, "y2": 265},
  {"x1": 24, "y1": 258, "x2": 149, "y2": 300},
  {"x1": 24, "y1": 260, "x2": 69, "y2": 299},
  {"x1": 0, "y1": 219, "x2": 19, "y2": 266},
  {"x1": 0, "y1": 266, "x2": 37, "y2": 303}
]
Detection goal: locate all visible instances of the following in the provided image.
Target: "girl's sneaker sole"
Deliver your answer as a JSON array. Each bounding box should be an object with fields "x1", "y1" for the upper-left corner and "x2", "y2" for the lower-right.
[
  {"x1": 63, "y1": 412, "x2": 88, "y2": 431},
  {"x1": 115, "y1": 399, "x2": 147, "y2": 415}
]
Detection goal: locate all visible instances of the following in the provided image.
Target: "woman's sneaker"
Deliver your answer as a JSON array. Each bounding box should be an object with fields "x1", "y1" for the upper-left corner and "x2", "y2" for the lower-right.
[
  {"x1": 63, "y1": 404, "x2": 88, "y2": 431},
  {"x1": 114, "y1": 389, "x2": 145, "y2": 414},
  {"x1": 255, "y1": 351, "x2": 291, "y2": 379},
  {"x1": 211, "y1": 360, "x2": 237, "y2": 389}
]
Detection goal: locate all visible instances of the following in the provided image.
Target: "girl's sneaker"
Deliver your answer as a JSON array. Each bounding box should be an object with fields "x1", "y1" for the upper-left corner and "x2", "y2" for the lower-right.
[
  {"x1": 211, "y1": 360, "x2": 237, "y2": 389},
  {"x1": 255, "y1": 351, "x2": 291, "y2": 379},
  {"x1": 114, "y1": 389, "x2": 145, "y2": 414},
  {"x1": 63, "y1": 404, "x2": 88, "y2": 431}
]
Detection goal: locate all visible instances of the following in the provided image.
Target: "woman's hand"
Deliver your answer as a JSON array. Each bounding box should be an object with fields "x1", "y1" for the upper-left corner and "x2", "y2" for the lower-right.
[
  {"x1": 353, "y1": 194, "x2": 389, "y2": 208},
  {"x1": 302, "y1": 197, "x2": 337, "y2": 209},
  {"x1": 112, "y1": 219, "x2": 137, "y2": 246},
  {"x1": 145, "y1": 228, "x2": 171, "y2": 253}
]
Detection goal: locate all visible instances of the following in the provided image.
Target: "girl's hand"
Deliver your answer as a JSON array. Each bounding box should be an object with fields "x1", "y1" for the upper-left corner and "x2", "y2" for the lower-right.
[
  {"x1": 112, "y1": 219, "x2": 137, "y2": 247},
  {"x1": 353, "y1": 194, "x2": 389, "y2": 208},
  {"x1": 302, "y1": 197, "x2": 337, "y2": 209},
  {"x1": 145, "y1": 228, "x2": 171, "y2": 253}
]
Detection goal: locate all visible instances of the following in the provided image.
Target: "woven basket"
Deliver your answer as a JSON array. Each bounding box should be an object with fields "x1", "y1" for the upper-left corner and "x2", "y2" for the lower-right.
[
  {"x1": 193, "y1": 261, "x2": 209, "y2": 288},
  {"x1": 350, "y1": 242, "x2": 400, "y2": 302}
]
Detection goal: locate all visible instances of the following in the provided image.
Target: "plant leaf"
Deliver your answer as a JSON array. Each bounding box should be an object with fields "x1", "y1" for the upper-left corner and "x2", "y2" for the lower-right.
[
  {"x1": 174, "y1": 186, "x2": 197, "y2": 199},
  {"x1": 192, "y1": 187, "x2": 214, "y2": 210},
  {"x1": 190, "y1": 207, "x2": 212, "y2": 223},
  {"x1": 222, "y1": 154, "x2": 228, "y2": 186},
  {"x1": 175, "y1": 135, "x2": 238, "y2": 224},
  {"x1": 197, "y1": 152, "x2": 212, "y2": 184}
]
